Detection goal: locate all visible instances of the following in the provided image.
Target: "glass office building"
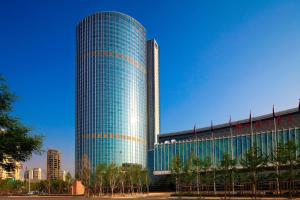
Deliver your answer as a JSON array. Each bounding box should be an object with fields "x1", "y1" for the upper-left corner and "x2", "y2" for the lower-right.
[
  {"x1": 76, "y1": 12, "x2": 147, "y2": 174},
  {"x1": 154, "y1": 107, "x2": 300, "y2": 174}
]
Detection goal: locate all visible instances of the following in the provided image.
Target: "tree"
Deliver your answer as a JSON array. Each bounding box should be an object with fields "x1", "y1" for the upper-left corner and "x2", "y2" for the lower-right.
[
  {"x1": 0, "y1": 76, "x2": 43, "y2": 170},
  {"x1": 127, "y1": 164, "x2": 135, "y2": 194},
  {"x1": 65, "y1": 172, "x2": 73, "y2": 193},
  {"x1": 192, "y1": 156, "x2": 201, "y2": 196},
  {"x1": 96, "y1": 164, "x2": 107, "y2": 196},
  {"x1": 134, "y1": 165, "x2": 143, "y2": 193},
  {"x1": 269, "y1": 142, "x2": 285, "y2": 195},
  {"x1": 277, "y1": 140, "x2": 299, "y2": 199},
  {"x1": 240, "y1": 145, "x2": 268, "y2": 199},
  {"x1": 106, "y1": 163, "x2": 118, "y2": 196},
  {"x1": 183, "y1": 154, "x2": 194, "y2": 192},
  {"x1": 80, "y1": 154, "x2": 91, "y2": 196},
  {"x1": 36, "y1": 180, "x2": 49, "y2": 193},
  {"x1": 201, "y1": 157, "x2": 212, "y2": 193},
  {"x1": 218, "y1": 153, "x2": 236, "y2": 199},
  {"x1": 0, "y1": 179, "x2": 25, "y2": 191},
  {"x1": 141, "y1": 167, "x2": 150, "y2": 193},
  {"x1": 50, "y1": 179, "x2": 60, "y2": 194},
  {"x1": 118, "y1": 165, "x2": 126, "y2": 194},
  {"x1": 171, "y1": 155, "x2": 183, "y2": 194},
  {"x1": 126, "y1": 164, "x2": 140, "y2": 194}
]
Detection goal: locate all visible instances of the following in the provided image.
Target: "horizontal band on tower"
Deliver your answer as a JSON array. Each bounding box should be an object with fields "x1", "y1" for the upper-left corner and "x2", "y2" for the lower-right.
[
  {"x1": 79, "y1": 133, "x2": 146, "y2": 145},
  {"x1": 79, "y1": 50, "x2": 146, "y2": 74}
]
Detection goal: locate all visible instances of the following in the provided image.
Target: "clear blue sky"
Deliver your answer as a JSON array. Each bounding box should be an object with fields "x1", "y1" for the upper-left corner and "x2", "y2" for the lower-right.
[{"x1": 1, "y1": 0, "x2": 299, "y2": 176}]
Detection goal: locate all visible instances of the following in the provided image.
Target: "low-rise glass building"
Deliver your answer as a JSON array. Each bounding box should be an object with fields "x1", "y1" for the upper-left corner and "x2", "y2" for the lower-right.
[{"x1": 154, "y1": 106, "x2": 300, "y2": 175}]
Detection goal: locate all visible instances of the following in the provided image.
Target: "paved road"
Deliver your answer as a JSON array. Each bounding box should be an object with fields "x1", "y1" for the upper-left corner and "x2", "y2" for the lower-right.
[
  {"x1": 2, "y1": 194, "x2": 300, "y2": 200},
  {"x1": 0, "y1": 193, "x2": 170, "y2": 200}
]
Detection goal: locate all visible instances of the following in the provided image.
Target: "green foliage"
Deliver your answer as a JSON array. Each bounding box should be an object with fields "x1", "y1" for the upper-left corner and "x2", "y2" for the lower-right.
[
  {"x1": 277, "y1": 141, "x2": 299, "y2": 177},
  {"x1": 141, "y1": 168, "x2": 150, "y2": 193},
  {"x1": 167, "y1": 140, "x2": 300, "y2": 197},
  {"x1": 35, "y1": 179, "x2": 68, "y2": 194},
  {"x1": 172, "y1": 155, "x2": 183, "y2": 176},
  {"x1": 200, "y1": 157, "x2": 213, "y2": 186},
  {"x1": 95, "y1": 163, "x2": 106, "y2": 195},
  {"x1": 124, "y1": 163, "x2": 144, "y2": 193},
  {"x1": 79, "y1": 154, "x2": 91, "y2": 188},
  {"x1": 183, "y1": 154, "x2": 194, "y2": 190},
  {"x1": 276, "y1": 140, "x2": 300, "y2": 198},
  {"x1": 240, "y1": 145, "x2": 268, "y2": 177},
  {"x1": 90, "y1": 163, "x2": 149, "y2": 195},
  {"x1": 192, "y1": 155, "x2": 212, "y2": 195},
  {"x1": 0, "y1": 179, "x2": 24, "y2": 190},
  {"x1": 171, "y1": 155, "x2": 183, "y2": 193},
  {"x1": 0, "y1": 179, "x2": 71, "y2": 194},
  {"x1": 133, "y1": 164, "x2": 143, "y2": 193},
  {"x1": 35, "y1": 180, "x2": 49, "y2": 193},
  {"x1": 218, "y1": 153, "x2": 236, "y2": 183},
  {"x1": 106, "y1": 163, "x2": 118, "y2": 195},
  {"x1": 65, "y1": 172, "x2": 73, "y2": 193},
  {"x1": 0, "y1": 76, "x2": 43, "y2": 170},
  {"x1": 118, "y1": 165, "x2": 126, "y2": 194},
  {"x1": 65, "y1": 172, "x2": 73, "y2": 185},
  {"x1": 218, "y1": 153, "x2": 236, "y2": 198},
  {"x1": 240, "y1": 145, "x2": 268, "y2": 197},
  {"x1": 171, "y1": 155, "x2": 214, "y2": 194}
]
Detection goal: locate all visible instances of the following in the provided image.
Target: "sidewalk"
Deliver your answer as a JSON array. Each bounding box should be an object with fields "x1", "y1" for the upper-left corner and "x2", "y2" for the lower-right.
[{"x1": 169, "y1": 197, "x2": 300, "y2": 200}]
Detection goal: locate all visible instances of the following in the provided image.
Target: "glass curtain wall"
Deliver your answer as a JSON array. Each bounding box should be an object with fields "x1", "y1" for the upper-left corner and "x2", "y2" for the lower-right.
[{"x1": 154, "y1": 127, "x2": 300, "y2": 172}]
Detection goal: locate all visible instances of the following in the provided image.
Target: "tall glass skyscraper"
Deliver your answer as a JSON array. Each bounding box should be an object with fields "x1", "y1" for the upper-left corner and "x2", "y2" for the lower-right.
[{"x1": 75, "y1": 12, "x2": 147, "y2": 174}]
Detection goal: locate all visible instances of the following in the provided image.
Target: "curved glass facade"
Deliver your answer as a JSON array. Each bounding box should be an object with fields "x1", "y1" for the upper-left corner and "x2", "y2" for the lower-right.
[{"x1": 75, "y1": 12, "x2": 147, "y2": 174}]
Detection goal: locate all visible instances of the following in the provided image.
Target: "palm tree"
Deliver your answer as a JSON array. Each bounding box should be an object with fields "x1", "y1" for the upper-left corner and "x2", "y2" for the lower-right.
[
  {"x1": 240, "y1": 145, "x2": 268, "y2": 199},
  {"x1": 219, "y1": 153, "x2": 236, "y2": 199},
  {"x1": 96, "y1": 164, "x2": 106, "y2": 196},
  {"x1": 171, "y1": 155, "x2": 183, "y2": 194}
]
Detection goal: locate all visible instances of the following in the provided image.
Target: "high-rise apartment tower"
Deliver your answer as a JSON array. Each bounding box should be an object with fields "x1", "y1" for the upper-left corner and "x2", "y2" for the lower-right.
[{"x1": 47, "y1": 149, "x2": 61, "y2": 180}]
